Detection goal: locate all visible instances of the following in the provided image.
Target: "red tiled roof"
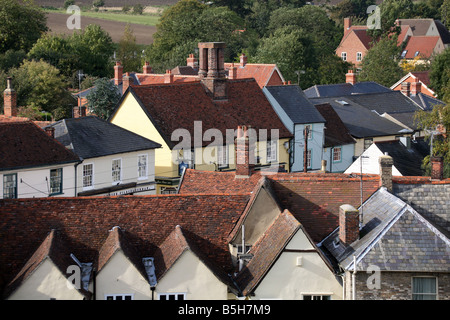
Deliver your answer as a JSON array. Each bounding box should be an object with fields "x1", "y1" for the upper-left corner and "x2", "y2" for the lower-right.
[
  {"x1": 0, "y1": 121, "x2": 80, "y2": 170},
  {"x1": 224, "y1": 63, "x2": 284, "y2": 88},
  {"x1": 0, "y1": 194, "x2": 249, "y2": 297},
  {"x1": 403, "y1": 36, "x2": 439, "y2": 59},
  {"x1": 410, "y1": 71, "x2": 431, "y2": 86},
  {"x1": 125, "y1": 79, "x2": 292, "y2": 148},
  {"x1": 135, "y1": 73, "x2": 198, "y2": 85}
]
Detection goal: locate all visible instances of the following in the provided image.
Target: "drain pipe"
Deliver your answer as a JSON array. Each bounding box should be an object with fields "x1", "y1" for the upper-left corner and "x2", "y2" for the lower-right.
[{"x1": 352, "y1": 256, "x2": 357, "y2": 300}]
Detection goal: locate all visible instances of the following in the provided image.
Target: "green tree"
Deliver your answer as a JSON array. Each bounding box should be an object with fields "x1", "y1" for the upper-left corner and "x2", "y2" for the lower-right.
[
  {"x1": 0, "y1": 0, "x2": 48, "y2": 54},
  {"x1": 117, "y1": 24, "x2": 141, "y2": 73},
  {"x1": 429, "y1": 48, "x2": 450, "y2": 102},
  {"x1": 133, "y1": 4, "x2": 144, "y2": 15},
  {"x1": 442, "y1": 0, "x2": 450, "y2": 29},
  {"x1": 369, "y1": 0, "x2": 415, "y2": 37},
  {"x1": 358, "y1": 37, "x2": 405, "y2": 87},
  {"x1": 86, "y1": 77, "x2": 121, "y2": 120}
]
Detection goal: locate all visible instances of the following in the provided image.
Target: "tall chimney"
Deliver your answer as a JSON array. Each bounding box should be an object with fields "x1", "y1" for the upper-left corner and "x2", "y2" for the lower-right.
[
  {"x1": 164, "y1": 69, "x2": 174, "y2": 84},
  {"x1": 45, "y1": 126, "x2": 55, "y2": 138},
  {"x1": 379, "y1": 154, "x2": 394, "y2": 192},
  {"x1": 73, "y1": 106, "x2": 86, "y2": 118},
  {"x1": 411, "y1": 82, "x2": 421, "y2": 96},
  {"x1": 114, "y1": 61, "x2": 123, "y2": 85},
  {"x1": 401, "y1": 82, "x2": 410, "y2": 96},
  {"x1": 123, "y1": 72, "x2": 134, "y2": 94},
  {"x1": 344, "y1": 17, "x2": 352, "y2": 32},
  {"x1": 198, "y1": 42, "x2": 227, "y2": 100},
  {"x1": 430, "y1": 156, "x2": 443, "y2": 180},
  {"x1": 339, "y1": 204, "x2": 359, "y2": 246},
  {"x1": 228, "y1": 63, "x2": 237, "y2": 80},
  {"x1": 239, "y1": 53, "x2": 247, "y2": 67},
  {"x1": 143, "y1": 61, "x2": 152, "y2": 74},
  {"x1": 235, "y1": 125, "x2": 254, "y2": 178},
  {"x1": 346, "y1": 70, "x2": 356, "y2": 85},
  {"x1": 3, "y1": 77, "x2": 17, "y2": 117},
  {"x1": 187, "y1": 53, "x2": 198, "y2": 69}
]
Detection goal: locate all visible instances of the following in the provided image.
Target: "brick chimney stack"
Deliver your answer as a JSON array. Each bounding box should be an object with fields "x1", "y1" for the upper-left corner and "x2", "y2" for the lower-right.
[
  {"x1": 198, "y1": 42, "x2": 227, "y2": 100},
  {"x1": 346, "y1": 70, "x2": 356, "y2": 85},
  {"x1": 45, "y1": 126, "x2": 55, "y2": 138},
  {"x1": 401, "y1": 82, "x2": 410, "y2": 96},
  {"x1": 73, "y1": 106, "x2": 86, "y2": 118},
  {"x1": 114, "y1": 61, "x2": 123, "y2": 85},
  {"x1": 430, "y1": 156, "x2": 443, "y2": 180},
  {"x1": 123, "y1": 72, "x2": 134, "y2": 94},
  {"x1": 411, "y1": 82, "x2": 421, "y2": 96},
  {"x1": 344, "y1": 17, "x2": 352, "y2": 33},
  {"x1": 235, "y1": 125, "x2": 255, "y2": 178},
  {"x1": 164, "y1": 69, "x2": 174, "y2": 84},
  {"x1": 3, "y1": 77, "x2": 17, "y2": 117},
  {"x1": 379, "y1": 154, "x2": 394, "y2": 192},
  {"x1": 186, "y1": 53, "x2": 198, "y2": 69},
  {"x1": 339, "y1": 204, "x2": 359, "y2": 246},
  {"x1": 240, "y1": 53, "x2": 247, "y2": 67},
  {"x1": 143, "y1": 61, "x2": 152, "y2": 74},
  {"x1": 228, "y1": 63, "x2": 237, "y2": 80}
]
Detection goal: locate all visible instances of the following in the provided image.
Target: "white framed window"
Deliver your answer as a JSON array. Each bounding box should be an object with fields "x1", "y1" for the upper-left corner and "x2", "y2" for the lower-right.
[
  {"x1": 105, "y1": 294, "x2": 133, "y2": 300},
  {"x1": 333, "y1": 147, "x2": 342, "y2": 162},
  {"x1": 356, "y1": 52, "x2": 362, "y2": 61},
  {"x1": 412, "y1": 277, "x2": 437, "y2": 300},
  {"x1": 266, "y1": 140, "x2": 277, "y2": 162},
  {"x1": 341, "y1": 52, "x2": 347, "y2": 61},
  {"x1": 112, "y1": 158, "x2": 122, "y2": 183},
  {"x1": 217, "y1": 145, "x2": 229, "y2": 168},
  {"x1": 303, "y1": 124, "x2": 312, "y2": 140},
  {"x1": 82, "y1": 163, "x2": 94, "y2": 189},
  {"x1": 3, "y1": 173, "x2": 17, "y2": 199},
  {"x1": 138, "y1": 154, "x2": 148, "y2": 179},
  {"x1": 158, "y1": 293, "x2": 186, "y2": 300},
  {"x1": 49, "y1": 168, "x2": 63, "y2": 195},
  {"x1": 306, "y1": 149, "x2": 312, "y2": 169}
]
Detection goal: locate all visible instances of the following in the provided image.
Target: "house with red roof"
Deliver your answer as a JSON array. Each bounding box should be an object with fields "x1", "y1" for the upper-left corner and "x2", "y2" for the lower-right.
[
  {"x1": 109, "y1": 42, "x2": 292, "y2": 194},
  {"x1": 391, "y1": 71, "x2": 436, "y2": 97}
]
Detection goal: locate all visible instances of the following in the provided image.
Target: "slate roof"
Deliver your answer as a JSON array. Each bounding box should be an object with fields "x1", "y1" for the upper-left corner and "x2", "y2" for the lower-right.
[
  {"x1": 322, "y1": 188, "x2": 450, "y2": 272},
  {"x1": 264, "y1": 85, "x2": 326, "y2": 124},
  {"x1": 304, "y1": 82, "x2": 391, "y2": 98},
  {"x1": 47, "y1": 116, "x2": 161, "y2": 160},
  {"x1": 309, "y1": 96, "x2": 408, "y2": 138},
  {"x1": 0, "y1": 194, "x2": 250, "y2": 298},
  {"x1": 314, "y1": 103, "x2": 355, "y2": 147},
  {"x1": 0, "y1": 121, "x2": 80, "y2": 171},
  {"x1": 114, "y1": 79, "x2": 292, "y2": 149}
]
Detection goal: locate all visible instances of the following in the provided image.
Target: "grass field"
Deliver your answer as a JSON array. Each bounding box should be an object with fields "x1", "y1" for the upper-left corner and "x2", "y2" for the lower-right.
[{"x1": 43, "y1": 8, "x2": 162, "y2": 26}]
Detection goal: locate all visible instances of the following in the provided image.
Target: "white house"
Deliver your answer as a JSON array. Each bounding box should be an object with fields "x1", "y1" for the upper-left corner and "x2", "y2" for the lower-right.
[{"x1": 47, "y1": 115, "x2": 161, "y2": 196}]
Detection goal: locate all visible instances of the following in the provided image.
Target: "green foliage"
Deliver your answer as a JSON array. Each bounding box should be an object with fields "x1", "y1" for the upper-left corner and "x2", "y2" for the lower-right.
[
  {"x1": 64, "y1": 0, "x2": 75, "y2": 9},
  {"x1": 358, "y1": 37, "x2": 405, "y2": 87},
  {"x1": 133, "y1": 4, "x2": 144, "y2": 15},
  {"x1": 92, "y1": 0, "x2": 104, "y2": 8},
  {"x1": 0, "y1": 49, "x2": 27, "y2": 71},
  {"x1": 442, "y1": 0, "x2": 450, "y2": 29},
  {"x1": 86, "y1": 77, "x2": 121, "y2": 120},
  {"x1": 430, "y1": 48, "x2": 450, "y2": 102},
  {"x1": 0, "y1": 0, "x2": 48, "y2": 54},
  {"x1": 117, "y1": 24, "x2": 141, "y2": 73}
]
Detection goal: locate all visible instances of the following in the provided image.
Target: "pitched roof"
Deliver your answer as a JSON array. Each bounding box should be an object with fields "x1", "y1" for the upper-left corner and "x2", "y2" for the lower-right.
[
  {"x1": 304, "y1": 82, "x2": 391, "y2": 98},
  {"x1": 48, "y1": 116, "x2": 161, "y2": 159},
  {"x1": 0, "y1": 121, "x2": 80, "y2": 171},
  {"x1": 224, "y1": 62, "x2": 285, "y2": 88},
  {"x1": 314, "y1": 103, "x2": 355, "y2": 147},
  {"x1": 322, "y1": 188, "x2": 450, "y2": 272},
  {"x1": 0, "y1": 194, "x2": 249, "y2": 298},
  {"x1": 117, "y1": 79, "x2": 292, "y2": 149},
  {"x1": 403, "y1": 36, "x2": 440, "y2": 59},
  {"x1": 264, "y1": 85, "x2": 326, "y2": 124},
  {"x1": 235, "y1": 209, "x2": 301, "y2": 295}
]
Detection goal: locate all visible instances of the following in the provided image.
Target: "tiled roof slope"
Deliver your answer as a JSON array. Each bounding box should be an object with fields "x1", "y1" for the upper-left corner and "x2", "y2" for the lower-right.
[
  {"x1": 304, "y1": 82, "x2": 391, "y2": 98},
  {"x1": 314, "y1": 103, "x2": 355, "y2": 147},
  {"x1": 224, "y1": 63, "x2": 284, "y2": 88},
  {"x1": 121, "y1": 79, "x2": 292, "y2": 148},
  {"x1": 235, "y1": 209, "x2": 301, "y2": 295},
  {"x1": 0, "y1": 194, "x2": 249, "y2": 297},
  {"x1": 48, "y1": 116, "x2": 161, "y2": 159},
  {"x1": 0, "y1": 121, "x2": 80, "y2": 171},
  {"x1": 323, "y1": 188, "x2": 450, "y2": 272}
]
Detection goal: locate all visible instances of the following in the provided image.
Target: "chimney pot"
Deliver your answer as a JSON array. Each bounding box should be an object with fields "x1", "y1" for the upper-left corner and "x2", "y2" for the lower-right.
[
  {"x1": 339, "y1": 204, "x2": 359, "y2": 245},
  {"x1": 401, "y1": 82, "x2": 410, "y2": 96},
  {"x1": 198, "y1": 42, "x2": 227, "y2": 100},
  {"x1": 122, "y1": 72, "x2": 134, "y2": 94},
  {"x1": 411, "y1": 82, "x2": 421, "y2": 96},
  {"x1": 228, "y1": 63, "x2": 237, "y2": 80},
  {"x1": 143, "y1": 61, "x2": 152, "y2": 74},
  {"x1": 344, "y1": 17, "x2": 352, "y2": 32},
  {"x1": 379, "y1": 154, "x2": 394, "y2": 191},
  {"x1": 164, "y1": 69, "x2": 174, "y2": 83},
  {"x1": 430, "y1": 156, "x2": 443, "y2": 180},
  {"x1": 45, "y1": 126, "x2": 55, "y2": 138},
  {"x1": 73, "y1": 106, "x2": 86, "y2": 118},
  {"x1": 186, "y1": 53, "x2": 198, "y2": 69},
  {"x1": 346, "y1": 70, "x2": 356, "y2": 85},
  {"x1": 235, "y1": 125, "x2": 254, "y2": 178},
  {"x1": 240, "y1": 53, "x2": 247, "y2": 67}
]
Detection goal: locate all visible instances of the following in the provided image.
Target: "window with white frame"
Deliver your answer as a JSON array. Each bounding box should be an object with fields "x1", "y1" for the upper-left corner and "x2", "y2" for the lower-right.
[
  {"x1": 333, "y1": 147, "x2": 342, "y2": 162},
  {"x1": 356, "y1": 52, "x2": 362, "y2": 61},
  {"x1": 105, "y1": 294, "x2": 133, "y2": 300},
  {"x1": 307, "y1": 149, "x2": 312, "y2": 168},
  {"x1": 49, "y1": 168, "x2": 63, "y2": 195},
  {"x1": 82, "y1": 164, "x2": 94, "y2": 189},
  {"x1": 3, "y1": 173, "x2": 17, "y2": 199},
  {"x1": 112, "y1": 159, "x2": 122, "y2": 183},
  {"x1": 138, "y1": 154, "x2": 148, "y2": 179},
  {"x1": 267, "y1": 140, "x2": 277, "y2": 162},
  {"x1": 159, "y1": 293, "x2": 186, "y2": 300},
  {"x1": 412, "y1": 277, "x2": 437, "y2": 300},
  {"x1": 217, "y1": 145, "x2": 228, "y2": 168},
  {"x1": 341, "y1": 52, "x2": 347, "y2": 61}
]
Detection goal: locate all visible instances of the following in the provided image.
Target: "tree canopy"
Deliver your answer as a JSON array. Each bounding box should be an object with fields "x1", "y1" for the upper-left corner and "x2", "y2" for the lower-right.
[{"x1": 86, "y1": 77, "x2": 121, "y2": 120}]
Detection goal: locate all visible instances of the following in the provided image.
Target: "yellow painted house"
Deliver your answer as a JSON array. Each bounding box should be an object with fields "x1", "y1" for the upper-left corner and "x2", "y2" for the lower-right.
[{"x1": 109, "y1": 42, "x2": 292, "y2": 193}]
